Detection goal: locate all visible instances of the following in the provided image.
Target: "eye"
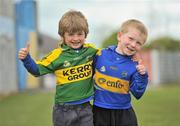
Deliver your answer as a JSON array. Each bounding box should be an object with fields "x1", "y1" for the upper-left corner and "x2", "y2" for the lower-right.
[
  {"x1": 128, "y1": 37, "x2": 134, "y2": 40},
  {"x1": 68, "y1": 33, "x2": 74, "y2": 36},
  {"x1": 77, "y1": 32, "x2": 84, "y2": 36},
  {"x1": 137, "y1": 41, "x2": 142, "y2": 46},
  {"x1": 78, "y1": 33, "x2": 83, "y2": 35}
]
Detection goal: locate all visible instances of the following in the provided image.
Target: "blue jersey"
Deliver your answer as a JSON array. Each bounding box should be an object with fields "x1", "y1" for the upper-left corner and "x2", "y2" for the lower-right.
[{"x1": 93, "y1": 45, "x2": 148, "y2": 109}]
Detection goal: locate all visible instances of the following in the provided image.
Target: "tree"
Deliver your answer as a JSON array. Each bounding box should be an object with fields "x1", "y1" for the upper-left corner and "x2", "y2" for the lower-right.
[
  {"x1": 101, "y1": 31, "x2": 118, "y2": 48},
  {"x1": 143, "y1": 36, "x2": 180, "y2": 51},
  {"x1": 101, "y1": 31, "x2": 180, "y2": 51}
]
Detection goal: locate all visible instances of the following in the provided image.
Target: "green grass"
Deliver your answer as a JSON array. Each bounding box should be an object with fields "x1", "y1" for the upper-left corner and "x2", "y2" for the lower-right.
[
  {"x1": 133, "y1": 85, "x2": 180, "y2": 126},
  {"x1": 0, "y1": 90, "x2": 54, "y2": 126},
  {"x1": 0, "y1": 85, "x2": 180, "y2": 126}
]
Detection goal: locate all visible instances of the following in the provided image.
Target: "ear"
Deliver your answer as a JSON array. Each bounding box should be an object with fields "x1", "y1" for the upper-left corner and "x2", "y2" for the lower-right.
[
  {"x1": 117, "y1": 32, "x2": 122, "y2": 42},
  {"x1": 60, "y1": 36, "x2": 64, "y2": 42}
]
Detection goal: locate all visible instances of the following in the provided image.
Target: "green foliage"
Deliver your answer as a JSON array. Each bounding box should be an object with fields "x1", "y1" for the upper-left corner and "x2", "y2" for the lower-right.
[
  {"x1": 101, "y1": 31, "x2": 118, "y2": 48},
  {"x1": 144, "y1": 36, "x2": 180, "y2": 51},
  {"x1": 101, "y1": 31, "x2": 180, "y2": 51}
]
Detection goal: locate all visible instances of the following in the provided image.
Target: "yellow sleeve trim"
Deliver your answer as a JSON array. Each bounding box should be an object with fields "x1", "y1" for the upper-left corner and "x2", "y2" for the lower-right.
[
  {"x1": 96, "y1": 48, "x2": 102, "y2": 56},
  {"x1": 36, "y1": 48, "x2": 62, "y2": 66},
  {"x1": 84, "y1": 43, "x2": 97, "y2": 49},
  {"x1": 84, "y1": 43, "x2": 102, "y2": 55}
]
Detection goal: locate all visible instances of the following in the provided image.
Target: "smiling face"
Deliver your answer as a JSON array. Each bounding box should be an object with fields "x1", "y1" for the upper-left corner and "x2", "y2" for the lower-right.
[
  {"x1": 62, "y1": 31, "x2": 86, "y2": 49},
  {"x1": 116, "y1": 28, "x2": 146, "y2": 56}
]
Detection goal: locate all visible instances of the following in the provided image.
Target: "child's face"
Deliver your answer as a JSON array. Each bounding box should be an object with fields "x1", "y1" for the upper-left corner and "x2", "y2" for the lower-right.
[
  {"x1": 62, "y1": 31, "x2": 86, "y2": 49},
  {"x1": 117, "y1": 28, "x2": 145, "y2": 56}
]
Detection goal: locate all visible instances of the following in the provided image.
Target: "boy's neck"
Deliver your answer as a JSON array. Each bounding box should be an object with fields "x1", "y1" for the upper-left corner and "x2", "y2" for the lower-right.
[
  {"x1": 115, "y1": 47, "x2": 124, "y2": 55},
  {"x1": 62, "y1": 43, "x2": 83, "y2": 50},
  {"x1": 73, "y1": 45, "x2": 83, "y2": 50}
]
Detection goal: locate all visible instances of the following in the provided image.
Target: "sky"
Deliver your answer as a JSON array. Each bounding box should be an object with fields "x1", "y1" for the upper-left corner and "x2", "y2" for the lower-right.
[{"x1": 36, "y1": 0, "x2": 180, "y2": 47}]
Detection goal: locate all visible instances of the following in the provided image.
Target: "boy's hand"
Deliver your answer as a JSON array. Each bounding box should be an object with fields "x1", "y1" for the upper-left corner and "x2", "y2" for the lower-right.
[
  {"x1": 136, "y1": 59, "x2": 146, "y2": 75},
  {"x1": 18, "y1": 43, "x2": 30, "y2": 60},
  {"x1": 132, "y1": 53, "x2": 141, "y2": 62},
  {"x1": 133, "y1": 53, "x2": 147, "y2": 75}
]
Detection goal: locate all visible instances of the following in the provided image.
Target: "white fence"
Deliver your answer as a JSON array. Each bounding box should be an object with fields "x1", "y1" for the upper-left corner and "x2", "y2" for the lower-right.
[
  {"x1": 147, "y1": 50, "x2": 180, "y2": 85},
  {"x1": 153, "y1": 51, "x2": 180, "y2": 84}
]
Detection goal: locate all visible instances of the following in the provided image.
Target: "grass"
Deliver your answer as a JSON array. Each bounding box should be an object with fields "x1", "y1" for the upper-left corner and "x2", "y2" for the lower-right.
[
  {"x1": 0, "y1": 90, "x2": 54, "y2": 126},
  {"x1": 0, "y1": 84, "x2": 180, "y2": 126},
  {"x1": 133, "y1": 84, "x2": 180, "y2": 126}
]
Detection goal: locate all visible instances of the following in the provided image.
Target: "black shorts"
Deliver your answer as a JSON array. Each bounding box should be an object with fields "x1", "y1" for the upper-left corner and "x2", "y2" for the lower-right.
[{"x1": 93, "y1": 105, "x2": 138, "y2": 126}]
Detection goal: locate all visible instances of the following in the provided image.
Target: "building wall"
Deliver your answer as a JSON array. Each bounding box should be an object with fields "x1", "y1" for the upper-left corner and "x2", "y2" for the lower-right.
[
  {"x1": 15, "y1": 0, "x2": 39, "y2": 90},
  {"x1": 0, "y1": 0, "x2": 17, "y2": 93},
  {"x1": 0, "y1": 0, "x2": 39, "y2": 93}
]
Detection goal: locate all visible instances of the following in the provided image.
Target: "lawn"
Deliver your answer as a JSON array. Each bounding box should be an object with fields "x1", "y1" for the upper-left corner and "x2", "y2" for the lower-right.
[
  {"x1": 133, "y1": 84, "x2": 180, "y2": 126},
  {"x1": 0, "y1": 90, "x2": 54, "y2": 126},
  {"x1": 0, "y1": 84, "x2": 180, "y2": 126}
]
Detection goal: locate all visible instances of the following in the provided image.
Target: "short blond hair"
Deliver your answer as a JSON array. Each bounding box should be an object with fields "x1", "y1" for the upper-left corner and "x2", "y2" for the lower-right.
[
  {"x1": 58, "y1": 10, "x2": 89, "y2": 38},
  {"x1": 120, "y1": 19, "x2": 148, "y2": 42}
]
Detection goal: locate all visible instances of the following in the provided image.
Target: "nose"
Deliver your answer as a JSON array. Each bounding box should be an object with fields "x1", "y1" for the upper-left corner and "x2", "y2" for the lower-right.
[
  {"x1": 72, "y1": 35, "x2": 79, "y2": 41},
  {"x1": 131, "y1": 41, "x2": 136, "y2": 47}
]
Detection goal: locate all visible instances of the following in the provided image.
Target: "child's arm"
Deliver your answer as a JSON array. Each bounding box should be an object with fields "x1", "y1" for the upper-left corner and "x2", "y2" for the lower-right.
[
  {"x1": 18, "y1": 43, "x2": 30, "y2": 60},
  {"x1": 130, "y1": 72, "x2": 148, "y2": 99},
  {"x1": 18, "y1": 44, "x2": 40, "y2": 76},
  {"x1": 136, "y1": 59, "x2": 146, "y2": 75},
  {"x1": 92, "y1": 48, "x2": 102, "y2": 74},
  {"x1": 130, "y1": 59, "x2": 148, "y2": 99}
]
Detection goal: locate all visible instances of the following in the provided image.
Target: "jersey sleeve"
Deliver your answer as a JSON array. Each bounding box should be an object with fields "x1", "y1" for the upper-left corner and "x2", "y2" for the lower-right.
[
  {"x1": 130, "y1": 72, "x2": 148, "y2": 99},
  {"x1": 92, "y1": 48, "x2": 102, "y2": 71},
  {"x1": 36, "y1": 48, "x2": 62, "y2": 75},
  {"x1": 21, "y1": 54, "x2": 40, "y2": 76}
]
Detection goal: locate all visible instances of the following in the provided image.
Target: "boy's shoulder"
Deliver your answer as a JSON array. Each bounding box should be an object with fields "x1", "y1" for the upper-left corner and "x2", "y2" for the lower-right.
[
  {"x1": 84, "y1": 43, "x2": 97, "y2": 49},
  {"x1": 37, "y1": 48, "x2": 62, "y2": 66},
  {"x1": 49, "y1": 48, "x2": 62, "y2": 55},
  {"x1": 106, "y1": 45, "x2": 116, "y2": 50},
  {"x1": 46, "y1": 47, "x2": 63, "y2": 59},
  {"x1": 101, "y1": 45, "x2": 116, "y2": 53},
  {"x1": 95, "y1": 45, "x2": 115, "y2": 57}
]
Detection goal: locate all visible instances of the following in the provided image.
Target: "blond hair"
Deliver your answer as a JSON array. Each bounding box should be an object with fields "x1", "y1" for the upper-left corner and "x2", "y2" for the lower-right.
[
  {"x1": 58, "y1": 10, "x2": 89, "y2": 38},
  {"x1": 120, "y1": 19, "x2": 148, "y2": 42}
]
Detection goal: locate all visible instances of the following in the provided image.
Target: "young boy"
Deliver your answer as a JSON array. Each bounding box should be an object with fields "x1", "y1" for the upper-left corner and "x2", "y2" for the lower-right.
[
  {"x1": 93, "y1": 19, "x2": 148, "y2": 126},
  {"x1": 18, "y1": 10, "x2": 97, "y2": 126}
]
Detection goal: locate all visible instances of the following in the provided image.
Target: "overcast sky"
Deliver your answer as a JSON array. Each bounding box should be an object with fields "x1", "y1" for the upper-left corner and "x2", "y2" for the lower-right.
[{"x1": 37, "y1": 0, "x2": 180, "y2": 47}]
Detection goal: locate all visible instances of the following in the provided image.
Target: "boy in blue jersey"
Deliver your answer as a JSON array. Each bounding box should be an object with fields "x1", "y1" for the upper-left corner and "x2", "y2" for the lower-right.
[
  {"x1": 93, "y1": 19, "x2": 148, "y2": 126},
  {"x1": 18, "y1": 10, "x2": 97, "y2": 126}
]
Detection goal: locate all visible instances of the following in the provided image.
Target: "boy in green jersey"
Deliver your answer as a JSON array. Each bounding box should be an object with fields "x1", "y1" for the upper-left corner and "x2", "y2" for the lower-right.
[{"x1": 18, "y1": 10, "x2": 97, "y2": 126}]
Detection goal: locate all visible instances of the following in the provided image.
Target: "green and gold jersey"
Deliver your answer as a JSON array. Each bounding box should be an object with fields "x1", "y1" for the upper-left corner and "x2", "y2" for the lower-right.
[{"x1": 36, "y1": 43, "x2": 98, "y2": 104}]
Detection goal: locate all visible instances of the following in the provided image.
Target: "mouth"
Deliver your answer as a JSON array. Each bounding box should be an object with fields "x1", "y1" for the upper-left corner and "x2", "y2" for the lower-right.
[
  {"x1": 127, "y1": 47, "x2": 135, "y2": 52},
  {"x1": 71, "y1": 42, "x2": 81, "y2": 46},
  {"x1": 70, "y1": 42, "x2": 83, "y2": 49}
]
